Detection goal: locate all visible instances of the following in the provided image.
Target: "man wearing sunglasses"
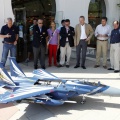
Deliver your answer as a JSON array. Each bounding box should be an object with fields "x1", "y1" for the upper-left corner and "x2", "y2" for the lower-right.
[{"x1": 33, "y1": 19, "x2": 48, "y2": 69}]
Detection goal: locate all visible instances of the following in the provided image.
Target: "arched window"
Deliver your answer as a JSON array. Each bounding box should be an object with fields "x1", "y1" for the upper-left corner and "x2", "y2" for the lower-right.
[
  {"x1": 88, "y1": 0, "x2": 106, "y2": 47},
  {"x1": 88, "y1": 0, "x2": 106, "y2": 29}
]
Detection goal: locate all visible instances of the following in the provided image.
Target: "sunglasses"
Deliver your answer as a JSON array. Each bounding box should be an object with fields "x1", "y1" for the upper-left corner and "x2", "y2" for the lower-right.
[{"x1": 39, "y1": 23, "x2": 43, "y2": 24}]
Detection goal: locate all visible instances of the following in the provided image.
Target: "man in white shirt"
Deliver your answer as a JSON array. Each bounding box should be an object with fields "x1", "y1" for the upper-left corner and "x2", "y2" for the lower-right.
[
  {"x1": 58, "y1": 19, "x2": 75, "y2": 68},
  {"x1": 74, "y1": 16, "x2": 94, "y2": 69},
  {"x1": 94, "y1": 17, "x2": 111, "y2": 69}
]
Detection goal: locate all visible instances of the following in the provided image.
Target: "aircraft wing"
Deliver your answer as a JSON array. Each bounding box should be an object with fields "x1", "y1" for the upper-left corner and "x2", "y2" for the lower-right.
[
  {"x1": 0, "y1": 86, "x2": 54, "y2": 103},
  {"x1": 33, "y1": 69, "x2": 61, "y2": 81},
  {"x1": 0, "y1": 62, "x2": 16, "y2": 86}
]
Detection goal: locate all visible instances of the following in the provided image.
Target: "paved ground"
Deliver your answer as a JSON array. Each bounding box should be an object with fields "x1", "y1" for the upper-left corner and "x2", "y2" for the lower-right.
[{"x1": 1, "y1": 58, "x2": 120, "y2": 120}]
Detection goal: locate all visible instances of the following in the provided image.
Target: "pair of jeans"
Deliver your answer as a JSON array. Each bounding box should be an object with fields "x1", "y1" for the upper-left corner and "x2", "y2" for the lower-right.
[{"x1": 1, "y1": 43, "x2": 16, "y2": 67}]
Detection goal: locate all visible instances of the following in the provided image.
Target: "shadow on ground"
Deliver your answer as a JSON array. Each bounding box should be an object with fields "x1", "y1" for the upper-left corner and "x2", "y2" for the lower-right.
[{"x1": 18, "y1": 96, "x2": 120, "y2": 120}]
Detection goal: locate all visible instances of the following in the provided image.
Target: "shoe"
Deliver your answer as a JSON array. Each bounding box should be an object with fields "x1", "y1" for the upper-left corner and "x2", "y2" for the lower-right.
[
  {"x1": 74, "y1": 65, "x2": 80, "y2": 68},
  {"x1": 34, "y1": 66, "x2": 38, "y2": 69},
  {"x1": 25, "y1": 58, "x2": 30, "y2": 63},
  {"x1": 81, "y1": 66, "x2": 86, "y2": 69},
  {"x1": 54, "y1": 63, "x2": 57, "y2": 67},
  {"x1": 94, "y1": 65, "x2": 100, "y2": 68},
  {"x1": 49, "y1": 64, "x2": 52, "y2": 67},
  {"x1": 103, "y1": 66, "x2": 107, "y2": 69},
  {"x1": 66, "y1": 65, "x2": 69, "y2": 68},
  {"x1": 42, "y1": 66, "x2": 46, "y2": 69},
  {"x1": 108, "y1": 68, "x2": 114, "y2": 70},
  {"x1": 57, "y1": 64, "x2": 64, "y2": 67},
  {"x1": 114, "y1": 70, "x2": 119, "y2": 73}
]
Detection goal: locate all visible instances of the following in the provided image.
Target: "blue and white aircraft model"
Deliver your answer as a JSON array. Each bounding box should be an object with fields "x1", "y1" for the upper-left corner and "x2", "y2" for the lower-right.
[{"x1": 0, "y1": 57, "x2": 120, "y2": 106}]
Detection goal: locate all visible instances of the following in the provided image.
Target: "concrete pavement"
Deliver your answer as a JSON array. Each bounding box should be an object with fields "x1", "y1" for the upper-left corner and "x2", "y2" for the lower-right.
[{"x1": 1, "y1": 59, "x2": 120, "y2": 120}]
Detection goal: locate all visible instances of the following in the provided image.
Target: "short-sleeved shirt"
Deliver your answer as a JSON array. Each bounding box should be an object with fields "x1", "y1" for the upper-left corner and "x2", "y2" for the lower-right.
[
  {"x1": 29, "y1": 24, "x2": 34, "y2": 41},
  {"x1": 47, "y1": 28, "x2": 60, "y2": 45},
  {"x1": 0, "y1": 25, "x2": 18, "y2": 43}
]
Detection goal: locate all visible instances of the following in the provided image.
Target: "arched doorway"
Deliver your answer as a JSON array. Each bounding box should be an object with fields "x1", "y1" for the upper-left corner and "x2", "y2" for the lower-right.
[
  {"x1": 11, "y1": 0, "x2": 56, "y2": 62},
  {"x1": 88, "y1": 0, "x2": 106, "y2": 47}
]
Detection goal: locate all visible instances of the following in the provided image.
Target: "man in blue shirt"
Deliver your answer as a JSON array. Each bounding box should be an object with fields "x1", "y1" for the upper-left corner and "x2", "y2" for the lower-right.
[
  {"x1": 108, "y1": 21, "x2": 120, "y2": 73},
  {"x1": 0, "y1": 18, "x2": 18, "y2": 66}
]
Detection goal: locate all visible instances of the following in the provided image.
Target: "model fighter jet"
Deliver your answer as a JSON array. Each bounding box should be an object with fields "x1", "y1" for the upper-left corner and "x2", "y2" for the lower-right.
[{"x1": 0, "y1": 57, "x2": 120, "y2": 106}]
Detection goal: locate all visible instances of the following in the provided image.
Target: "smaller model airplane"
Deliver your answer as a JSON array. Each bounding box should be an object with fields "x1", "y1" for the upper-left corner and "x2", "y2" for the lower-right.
[{"x1": 0, "y1": 57, "x2": 120, "y2": 106}]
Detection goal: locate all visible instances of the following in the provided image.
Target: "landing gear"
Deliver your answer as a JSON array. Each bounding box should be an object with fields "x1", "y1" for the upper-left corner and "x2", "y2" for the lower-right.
[
  {"x1": 16, "y1": 100, "x2": 22, "y2": 103},
  {"x1": 81, "y1": 95, "x2": 86, "y2": 104}
]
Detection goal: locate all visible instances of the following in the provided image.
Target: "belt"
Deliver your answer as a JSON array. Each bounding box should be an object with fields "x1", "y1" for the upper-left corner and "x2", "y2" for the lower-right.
[
  {"x1": 98, "y1": 39, "x2": 108, "y2": 41},
  {"x1": 4, "y1": 41, "x2": 14, "y2": 44},
  {"x1": 80, "y1": 39, "x2": 86, "y2": 40},
  {"x1": 111, "y1": 42, "x2": 120, "y2": 44}
]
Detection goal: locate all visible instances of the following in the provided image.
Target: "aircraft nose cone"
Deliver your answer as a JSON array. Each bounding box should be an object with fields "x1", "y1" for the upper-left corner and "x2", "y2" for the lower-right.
[{"x1": 102, "y1": 87, "x2": 120, "y2": 97}]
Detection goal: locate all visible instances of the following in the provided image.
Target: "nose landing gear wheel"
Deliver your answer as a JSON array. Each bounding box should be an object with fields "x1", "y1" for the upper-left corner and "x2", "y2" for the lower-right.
[{"x1": 81, "y1": 95, "x2": 86, "y2": 104}]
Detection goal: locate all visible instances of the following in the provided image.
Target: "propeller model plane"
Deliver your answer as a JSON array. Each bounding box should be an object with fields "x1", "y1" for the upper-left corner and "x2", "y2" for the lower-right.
[{"x1": 0, "y1": 57, "x2": 120, "y2": 106}]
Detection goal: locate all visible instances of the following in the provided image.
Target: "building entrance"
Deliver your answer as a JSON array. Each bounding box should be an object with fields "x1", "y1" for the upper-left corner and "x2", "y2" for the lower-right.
[{"x1": 12, "y1": 0, "x2": 56, "y2": 62}]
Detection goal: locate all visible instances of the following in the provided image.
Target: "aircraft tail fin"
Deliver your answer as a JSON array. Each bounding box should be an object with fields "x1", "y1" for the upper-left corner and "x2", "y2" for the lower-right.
[
  {"x1": 0, "y1": 62, "x2": 16, "y2": 86},
  {"x1": 9, "y1": 57, "x2": 26, "y2": 77}
]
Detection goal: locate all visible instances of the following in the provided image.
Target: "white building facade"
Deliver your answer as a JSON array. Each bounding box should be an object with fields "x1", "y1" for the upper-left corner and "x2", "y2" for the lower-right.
[
  {"x1": 0, "y1": 0, "x2": 120, "y2": 60},
  {"x1": 56, "y1": 0, "x2": 120, "y2": 26}
]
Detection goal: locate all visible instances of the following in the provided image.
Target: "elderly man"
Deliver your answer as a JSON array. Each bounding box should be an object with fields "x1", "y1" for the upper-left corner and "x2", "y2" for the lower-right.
[
  {"x1": 74, "y1": 16, "x2": 94, "y2": 69},
  {"x1": 0, "y1": 18, "x2": 18, "y2": 67},
  {"x1": 108, "y1": 21, "x2": 120, "y2": 73},
  {"x1": 94, "y1": 17, "x2": 111, "y2": 69},
  {"x1": 33, "y1": 19, "x2": 48, "y2": 69}
]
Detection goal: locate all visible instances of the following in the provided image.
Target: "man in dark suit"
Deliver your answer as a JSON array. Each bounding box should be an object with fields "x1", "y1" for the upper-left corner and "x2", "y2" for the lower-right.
[
  {"x1": 33, "y1": 19, "x2": 48, "y2": 69},
  {"x1": 57, "y1": 19, "x2": 65, "y2": 63},
  {"x1": 58, "y1": 19, "x2": 75, "y2": 68}
]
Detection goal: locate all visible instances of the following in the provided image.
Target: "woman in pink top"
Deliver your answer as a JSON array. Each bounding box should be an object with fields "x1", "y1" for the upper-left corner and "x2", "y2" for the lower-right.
[{"x1": 47, "y1": 21, "x2": 60, "y2": 66}]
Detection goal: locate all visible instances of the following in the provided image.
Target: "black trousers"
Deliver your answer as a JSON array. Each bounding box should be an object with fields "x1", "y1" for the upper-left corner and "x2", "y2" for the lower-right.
[
  {"x1": 33, "y1": 45, "x2": 46, "y2": 67},
  {"x1": 57, "y1": 45, "x2": 60, "y2": 63},
  {"x1": 76, "y1": 40, "x2": 87, "y2": 66}
]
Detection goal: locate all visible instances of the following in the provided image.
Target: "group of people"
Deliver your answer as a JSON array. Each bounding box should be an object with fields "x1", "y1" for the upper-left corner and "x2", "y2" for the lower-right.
[{"x1": 0, "y1": 16, "x2": 120, "y2": 73}]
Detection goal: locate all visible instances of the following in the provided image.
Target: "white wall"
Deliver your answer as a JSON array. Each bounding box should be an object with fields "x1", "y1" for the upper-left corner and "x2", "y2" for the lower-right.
[
  {"x1": 55, "y1": 0, "x2": 120, "y2": 27},
  {"x1": 55, "y1": 0, "x2": 90, "y2": 27},
  {"x1": 0, "y1": 0, "x2": 5, "y2": 60},
  {"x1": 105, "y1": 0, "x2": 120, "y2": 27}
]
